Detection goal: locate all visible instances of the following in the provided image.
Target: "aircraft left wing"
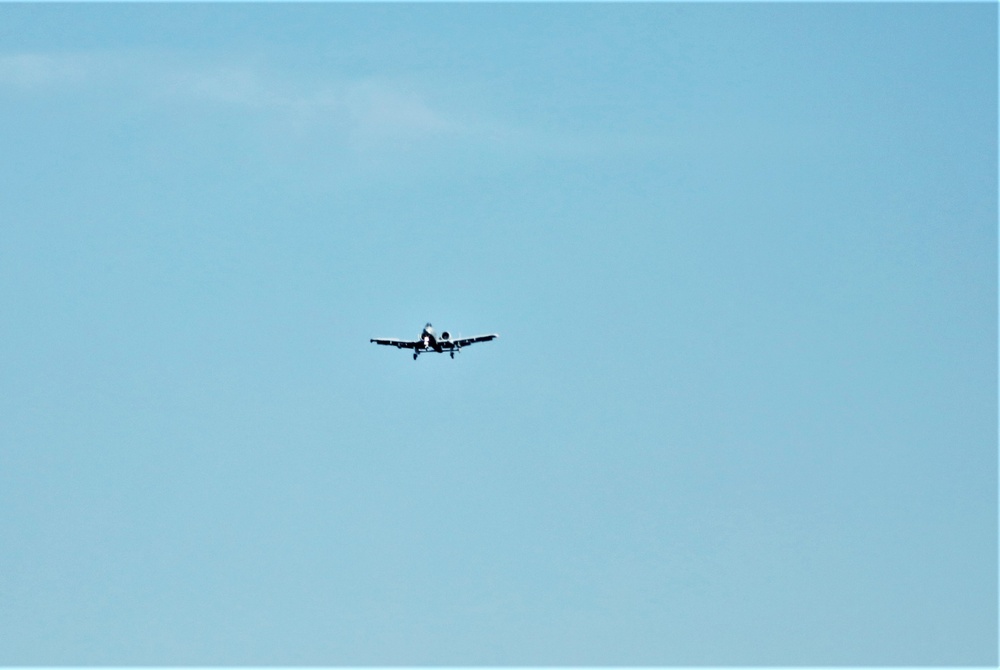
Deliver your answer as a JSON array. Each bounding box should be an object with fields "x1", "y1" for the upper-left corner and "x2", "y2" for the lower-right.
[
  {"x1": 449, "y1": 334, "x2": 499, "y2": 348},
  {"x1": 370, "y1": 338, "x2": 419, "y2": 349}
]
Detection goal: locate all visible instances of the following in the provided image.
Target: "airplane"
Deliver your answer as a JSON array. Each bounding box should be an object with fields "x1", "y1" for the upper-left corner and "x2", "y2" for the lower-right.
[{"x1": 370, "y1": 323, "x2": 498, "y2": 360}]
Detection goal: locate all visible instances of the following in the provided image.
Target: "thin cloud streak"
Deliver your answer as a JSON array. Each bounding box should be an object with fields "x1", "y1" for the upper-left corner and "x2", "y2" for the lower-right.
[
  {"x1": 0, "y1": 53, "x2": 92, "y2": 89},
  {"x1": 0, "y1": 49, "x2": 665, "y2": 160},
  {"x1": 156, "y1": 63, "x2": 461, "y2": 149},
  {"x1": 0, "y1": 50, "x2": 461, "y2": 147}
]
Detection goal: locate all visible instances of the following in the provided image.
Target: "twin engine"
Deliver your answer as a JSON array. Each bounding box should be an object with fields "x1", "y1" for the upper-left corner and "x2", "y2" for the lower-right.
[{"x1": 440, "y1": 331, "x2": 451, "y2": 341}]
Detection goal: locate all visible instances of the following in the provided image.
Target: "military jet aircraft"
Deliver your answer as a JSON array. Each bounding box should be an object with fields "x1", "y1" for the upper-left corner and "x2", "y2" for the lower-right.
[{"x1": 370, "y1": 323, "x2": 498, "y2": 360}]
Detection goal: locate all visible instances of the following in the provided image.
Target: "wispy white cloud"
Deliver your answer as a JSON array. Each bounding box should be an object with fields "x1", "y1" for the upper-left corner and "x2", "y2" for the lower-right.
[
  {"x1": 1, "y1": 50, "x2": 460, "y2": 149},
  {"x1": 0, "y1": 49, "x2": 658, "y2": 162},
  {"x1": 342, "y1": 79, "x2": 455, "y2": 140},
  {"x1": 158, "y1": 65, "x2": 276, "y2": 108},
  {"x1": 0, "y1": 53, "x2": 91, "y2": 89},
  {"x1": 156, "y1": 62, "x2": 460, "y2": 150}
]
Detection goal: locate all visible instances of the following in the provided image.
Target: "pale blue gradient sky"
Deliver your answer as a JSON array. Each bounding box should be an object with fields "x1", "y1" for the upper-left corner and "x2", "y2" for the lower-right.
[{"x1": 0, "y1": 3, "x2": 996, "y2": 666}]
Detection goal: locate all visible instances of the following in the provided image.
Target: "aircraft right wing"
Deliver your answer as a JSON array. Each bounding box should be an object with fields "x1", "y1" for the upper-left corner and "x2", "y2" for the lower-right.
[{"x1": 370, "y1": 338, "x2": 419, "y2": 349}]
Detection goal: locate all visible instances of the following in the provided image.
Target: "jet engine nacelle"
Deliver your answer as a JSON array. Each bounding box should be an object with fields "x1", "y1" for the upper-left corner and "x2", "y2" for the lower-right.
[{"x1": 440, "y1": 331, "x2": 450, "y2": 340}]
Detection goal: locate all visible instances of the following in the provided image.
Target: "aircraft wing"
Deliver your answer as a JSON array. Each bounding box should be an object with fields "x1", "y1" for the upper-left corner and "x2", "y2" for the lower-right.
[
  {"x1": 449, "y1": 334, "x2": 499, "y2": 348},
  {"x1": 370, "y1": 338, "x2": 420, "y2": 349}
]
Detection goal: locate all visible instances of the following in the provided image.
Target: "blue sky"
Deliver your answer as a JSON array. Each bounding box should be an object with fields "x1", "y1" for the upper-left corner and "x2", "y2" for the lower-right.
[{"x1": 0, "y1": 3, "x2": 996, "y2": 666}]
